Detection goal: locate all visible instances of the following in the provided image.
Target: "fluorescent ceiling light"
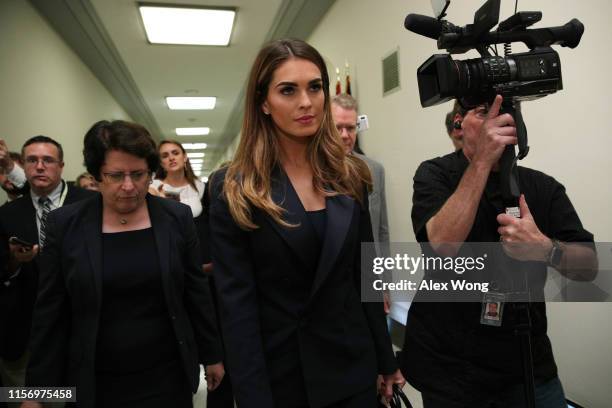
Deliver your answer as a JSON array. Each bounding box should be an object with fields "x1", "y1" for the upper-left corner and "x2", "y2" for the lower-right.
[
  {"x1": 176, "y1": 127, "x2": 210, "y2": 136},
  {"x1": 139, "y1": 6, "x2": 235, "y2": 46},
  {"x1": 189, "y1": 158, "x2": 204, "y2": 164},
  {"x1": 187, "y1": 152, "x2": 205, "y2": 159},
  {"x1": 201, "y1": 176, "x2": 209, "y2": 183},
  {"x1": 194, "y1": 170, "x2": 202, "y2": 176},
  {"x1": 166, "y1": 97, "x2": 216, "y2": 110},
  {"x1": 182, "y1": 143, "x2": 208, "y2": 150}
]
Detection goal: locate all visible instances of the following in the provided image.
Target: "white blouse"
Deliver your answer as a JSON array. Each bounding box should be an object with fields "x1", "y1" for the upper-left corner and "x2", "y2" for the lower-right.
[{"x1": 151, "y1": 179, "x2": 204, "y2": 218}]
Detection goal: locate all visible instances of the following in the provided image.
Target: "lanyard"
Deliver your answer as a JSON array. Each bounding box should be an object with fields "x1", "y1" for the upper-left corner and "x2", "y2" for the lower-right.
[{"x1": 58, "y1": 180, "x2": 68, "y2": 207}]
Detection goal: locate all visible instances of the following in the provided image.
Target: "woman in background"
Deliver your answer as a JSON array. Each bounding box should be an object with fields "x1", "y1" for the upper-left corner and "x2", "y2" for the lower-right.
[
  {"x1": 75, "y1": 172, "x2": 99, "y2": 191},
  {"x1": 149, "y1": 140, "x2": 204, "y2": 218},
  {"x1": 209, "y1": 38, "x2": 404, "y2": 408}
]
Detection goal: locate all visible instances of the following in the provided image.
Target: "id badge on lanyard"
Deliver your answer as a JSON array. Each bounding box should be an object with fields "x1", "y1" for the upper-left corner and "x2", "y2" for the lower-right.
[{"x1": 480, "y1": 292, "x2": 505, "y2": 327}]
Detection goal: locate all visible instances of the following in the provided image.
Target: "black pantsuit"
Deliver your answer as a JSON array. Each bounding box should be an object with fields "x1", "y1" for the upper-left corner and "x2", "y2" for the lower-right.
[
  {"x1": 25, "y1": 195, "x2": 223, "y2": 408},
  {"x1": 209, "y1": 168, "x2": 396, "y2": 408}
]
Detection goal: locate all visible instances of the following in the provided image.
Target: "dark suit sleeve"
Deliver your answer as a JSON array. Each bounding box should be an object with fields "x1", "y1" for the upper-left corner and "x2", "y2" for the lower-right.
[
  {"x1": 25, "y1": 211, "x2": 71, "y2": 387},
  {"x1": 180, "y1": 204, "x2": 223, "y2": 365},
  {"x1": 198, "y1": 182, "x2": 212, "y2": 264},
  {"x1": 357, "y1": 187, "x2": 398, "y2": 375},
  {"x1": 208, "y1": 175, "x2": 275, "y2": 408},
  {"x1": 0, "y1": 209, "x2": 11, "y2": 282}
]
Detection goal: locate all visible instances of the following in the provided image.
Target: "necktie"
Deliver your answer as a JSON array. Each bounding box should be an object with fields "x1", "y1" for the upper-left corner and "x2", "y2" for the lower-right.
[{"x1": 39, "y1": 197, "x2": 51, "y2": 247}]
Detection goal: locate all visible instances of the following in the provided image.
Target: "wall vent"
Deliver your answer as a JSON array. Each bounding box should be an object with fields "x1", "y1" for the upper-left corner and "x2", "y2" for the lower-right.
[{"x1": 382, "y1": 48, "x2": 400, "y2": 96}]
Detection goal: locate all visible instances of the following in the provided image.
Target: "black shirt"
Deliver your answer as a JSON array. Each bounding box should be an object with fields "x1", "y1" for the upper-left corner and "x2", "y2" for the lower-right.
[
  {"x1": 402, "y1": 150, "x2": 594, "y2": 402},
  {"x1": 95, "y1": 228, "x2": 189, "y2": 406},
  {"x1": 306, "y1": 208, "x2": 327, "y2": 245}
]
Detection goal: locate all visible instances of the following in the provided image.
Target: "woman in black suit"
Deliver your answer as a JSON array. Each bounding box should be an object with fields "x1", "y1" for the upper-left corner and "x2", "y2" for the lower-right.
[
  {"x1": 22, "y1": 121, "x2": 224, "y2": 408},
  {"x1": 208, "y1": 39, "x2": 404, "y2": 408}
]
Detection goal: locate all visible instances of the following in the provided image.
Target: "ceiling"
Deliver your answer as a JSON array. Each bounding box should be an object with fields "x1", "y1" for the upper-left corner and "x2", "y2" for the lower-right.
[{"x1": 30, "y1": 0, "x2": 335, "y2": 175}]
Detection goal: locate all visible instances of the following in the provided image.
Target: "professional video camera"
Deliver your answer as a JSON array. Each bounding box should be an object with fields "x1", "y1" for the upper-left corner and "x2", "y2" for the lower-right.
[
  {"x1": 405, "y1": 0, "x2": 584, "y2": 209},
  {"x1": 405, "y1": 0, "x2": 583, "y2": 109}
]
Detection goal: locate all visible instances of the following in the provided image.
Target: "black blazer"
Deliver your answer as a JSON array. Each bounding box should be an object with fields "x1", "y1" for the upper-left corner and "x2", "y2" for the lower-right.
[
  {"x1": 0, "y1": 184, "x2": 94, "y2": 360},
  {"x1": 209, "y1": 168, "x2": 397, "y2": 408},
  {"x1": 24, "y1": 194, "x2": 222, "y2": 408}
]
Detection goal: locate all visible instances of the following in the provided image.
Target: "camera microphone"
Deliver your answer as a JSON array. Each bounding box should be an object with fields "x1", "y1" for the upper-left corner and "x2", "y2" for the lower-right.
[
  {"x1": 404, "y1": 14, "x2": 445, "y2": 40},
  {"x1": 405, "y1": 14, "x2": 462, "y2": 42}
]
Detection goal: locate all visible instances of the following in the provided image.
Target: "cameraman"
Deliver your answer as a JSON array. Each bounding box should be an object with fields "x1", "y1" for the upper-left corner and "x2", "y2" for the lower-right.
[{"x1": 402, "y1": 95, "x2": 597, "y2": 407}]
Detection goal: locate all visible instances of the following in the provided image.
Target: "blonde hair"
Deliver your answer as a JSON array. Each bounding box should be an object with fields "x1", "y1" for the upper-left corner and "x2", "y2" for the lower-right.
[{"x1": 221, "y1": 39, "x2": 371, "y2": 230}]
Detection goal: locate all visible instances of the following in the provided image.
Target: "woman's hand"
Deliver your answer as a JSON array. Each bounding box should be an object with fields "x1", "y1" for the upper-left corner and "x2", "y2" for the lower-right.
[
  {"x1": 205, "y1": 362, "x2": 225, "y2": 391},
  {"x1": 20, "y1": 402, "x2": 43, "y2": 408},
  {"x1": 380, "y1": 369, "x2": 406, "y2": 401},
  {"x1": 148, "y1": 184, "x2": 166, "y2": 197}
]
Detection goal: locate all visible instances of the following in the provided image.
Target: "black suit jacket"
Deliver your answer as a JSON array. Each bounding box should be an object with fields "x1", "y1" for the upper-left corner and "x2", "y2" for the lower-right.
[
  {"x1": 209, "y1": 168, "x2": 397, "y2": 408},
  {"x1": 0, "y1": 183, "x2": 94, "y2": 360},
  {"x1": 24, "y1": 195, "x2": 222, "y2": 408}
]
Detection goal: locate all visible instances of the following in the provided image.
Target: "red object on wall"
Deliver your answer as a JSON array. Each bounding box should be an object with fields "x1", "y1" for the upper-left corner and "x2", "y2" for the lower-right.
[
  {"x1": 346, "y1": 74, "x2": 351, "y2": 95},
  {"x1": 345, "y1": 62, "x2": 352, "y2": 95}
]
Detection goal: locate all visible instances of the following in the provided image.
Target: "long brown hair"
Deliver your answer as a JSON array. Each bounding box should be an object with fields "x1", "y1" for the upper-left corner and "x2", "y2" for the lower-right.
[
  {"x1": 222, "y1": 38, "x2": 371, "y2": 230},
  {"x1": 156, "y1": 140, "x2": 199, "y2": 191}
]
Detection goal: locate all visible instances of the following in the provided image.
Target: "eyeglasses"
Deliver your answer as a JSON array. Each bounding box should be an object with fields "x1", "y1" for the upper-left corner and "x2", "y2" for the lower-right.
[
  {"x1": 24, "y1": 156, "x2": 61, "y2": 167},
  {"x1": 102, "y1": 170, "x2": 149, "y2": 184},
  {"x1": 336, "y1": 124, "x2": 357, "y2": 134}
]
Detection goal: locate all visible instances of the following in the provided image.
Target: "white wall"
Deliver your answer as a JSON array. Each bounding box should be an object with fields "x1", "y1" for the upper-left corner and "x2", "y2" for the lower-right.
[
  {"x1": 215, "y1": 133, "x2": 241, "y2": 171},
  {"x1": 0, "y1": 0, "x2": 130, "y2": 201},
  {"x1": 309, "y1": 1, "x2": 612, "y2": 406}
]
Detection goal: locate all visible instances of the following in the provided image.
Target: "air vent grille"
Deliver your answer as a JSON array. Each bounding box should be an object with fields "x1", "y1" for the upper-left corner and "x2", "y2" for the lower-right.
[{"x1": 382, "y1": 49, "x2": 400, "y2": 96}]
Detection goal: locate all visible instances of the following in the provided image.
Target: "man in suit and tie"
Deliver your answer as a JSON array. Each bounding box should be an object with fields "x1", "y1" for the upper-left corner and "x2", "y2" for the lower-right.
[
  {"x1": 0, "y1": 135, "x2": 95, "y2": 398},
  {"x1": 332, "y1": 94, "x2": 391, "y2": 313}
]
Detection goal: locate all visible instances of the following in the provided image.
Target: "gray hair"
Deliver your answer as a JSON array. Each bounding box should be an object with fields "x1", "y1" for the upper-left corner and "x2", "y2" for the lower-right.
[{"x1": 332, "y1": 93, "x2": 358, "y2": 112}]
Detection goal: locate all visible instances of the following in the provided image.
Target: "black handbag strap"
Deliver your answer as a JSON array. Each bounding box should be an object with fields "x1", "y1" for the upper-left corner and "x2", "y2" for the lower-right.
[{"x1": 390, "y1": 385, "x2": 414, "y2": 408}]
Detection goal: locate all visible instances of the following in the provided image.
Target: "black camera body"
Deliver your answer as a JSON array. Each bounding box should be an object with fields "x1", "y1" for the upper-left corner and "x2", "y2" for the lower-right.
[
  {"x1": 406, "y1": 0, "x2": 584, "y2": 109},
  {"x1": 418, "y1": 48, "x2": 561, "y2": 108}
]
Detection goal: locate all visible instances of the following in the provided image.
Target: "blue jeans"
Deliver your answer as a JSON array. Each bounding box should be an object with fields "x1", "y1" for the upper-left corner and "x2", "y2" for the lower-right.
[{"x1": 422, "y1": 377, "x2": 567, "y2": 408}]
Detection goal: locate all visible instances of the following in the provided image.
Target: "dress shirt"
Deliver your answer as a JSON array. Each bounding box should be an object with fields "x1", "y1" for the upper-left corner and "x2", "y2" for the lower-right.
[{"x1": 30, "y1": 181, "x2": 64, "y2": 235}]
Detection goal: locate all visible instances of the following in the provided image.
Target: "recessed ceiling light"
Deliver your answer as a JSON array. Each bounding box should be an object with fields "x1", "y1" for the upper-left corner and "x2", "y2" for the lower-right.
[
  {"x1": 139, "y1": 6, "x2": 235, "y2": 46},
  {"x1": 187, "y1": 152, "x2": 205, "y2": 159},
  {"x1": 182, "y1": 143, "x2": 208, "y2": 150},
  {"x1": 166, "y1": 97, "x2": 216, "y2": 110},
  {"x1": 176, "y1": 127, "x2": 210, "y2": 136},
  {"x1": 189, "y1": 158, "x2": 204, "y2": 164}
]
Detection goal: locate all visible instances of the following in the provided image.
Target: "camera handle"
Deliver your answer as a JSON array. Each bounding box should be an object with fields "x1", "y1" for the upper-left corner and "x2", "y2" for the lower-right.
[
  {"x1": 499, "y1": 100, "x2": 535, "y2": 408},
  {"x1": 499, "y1": 100, "x2": 529, "y2": 211},
  {"x1": 513, "y1": 302, "x2": 536, "y2": 408}
]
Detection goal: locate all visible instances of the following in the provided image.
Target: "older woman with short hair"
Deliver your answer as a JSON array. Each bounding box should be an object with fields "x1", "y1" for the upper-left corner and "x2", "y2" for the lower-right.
[{"x1": 23, "y1": 120, "x2": 224, "y2": 408}]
